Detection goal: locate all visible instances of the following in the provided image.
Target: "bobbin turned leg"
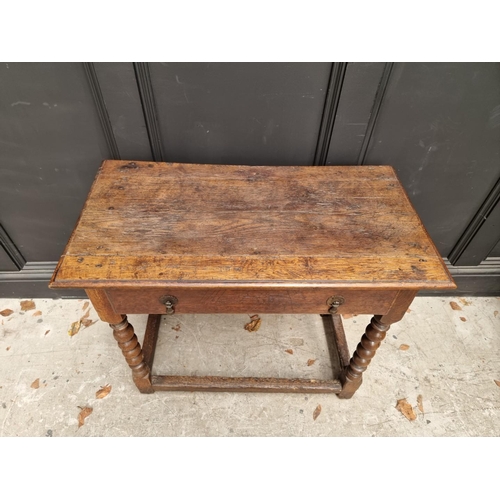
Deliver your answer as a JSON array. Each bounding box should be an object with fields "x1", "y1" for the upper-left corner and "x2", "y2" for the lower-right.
[
  {"x1": 110, "y1": 316, "x2": 153, "y2": 393},
  {"x1": 85, "y1": 289, "x2": 153, "y2": 393},
  {"x1": 338, "y1": 290, "x2": 417, "y2": 399},
  {"x1": 338, "y1": 315, "x2": 389, "y2": 399}
]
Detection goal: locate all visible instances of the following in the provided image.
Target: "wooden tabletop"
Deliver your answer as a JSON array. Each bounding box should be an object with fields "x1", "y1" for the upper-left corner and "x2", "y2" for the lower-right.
[{"x1": 50, "y1": 160, "x2": 455, "y2": 290}]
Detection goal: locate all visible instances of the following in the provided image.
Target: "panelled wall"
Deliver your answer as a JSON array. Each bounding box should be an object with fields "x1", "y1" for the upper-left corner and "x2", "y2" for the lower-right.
[{"x1": 1, "y1": 62, "x2": 499, "y2": 297}]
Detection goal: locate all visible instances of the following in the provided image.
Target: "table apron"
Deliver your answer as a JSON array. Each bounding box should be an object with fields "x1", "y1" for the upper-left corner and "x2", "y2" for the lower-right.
[{"x1": 105, "y1": 287, "x2": 400, "y2": 315}]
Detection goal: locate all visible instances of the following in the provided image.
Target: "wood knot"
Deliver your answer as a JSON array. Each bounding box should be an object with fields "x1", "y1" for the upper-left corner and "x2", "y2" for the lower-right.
[{"x1": 119, "y1": 162, "x2": 138, "y2": 169}]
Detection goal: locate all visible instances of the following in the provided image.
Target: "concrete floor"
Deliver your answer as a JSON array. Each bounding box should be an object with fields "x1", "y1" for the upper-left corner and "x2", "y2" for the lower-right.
[{"x1": 0, "y1": 296, "x2": 499, "y2": 437}]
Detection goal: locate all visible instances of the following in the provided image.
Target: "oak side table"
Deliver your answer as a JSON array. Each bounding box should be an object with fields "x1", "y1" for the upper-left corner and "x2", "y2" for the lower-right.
[{"x1": 49, "y1": 161, "x2": 456, "y2": 398}]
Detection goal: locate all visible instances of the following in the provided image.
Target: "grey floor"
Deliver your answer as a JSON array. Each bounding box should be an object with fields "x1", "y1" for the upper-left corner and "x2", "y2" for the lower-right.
[{"x1": 0, "y1": 295, "x2": 499, "y2": 437}]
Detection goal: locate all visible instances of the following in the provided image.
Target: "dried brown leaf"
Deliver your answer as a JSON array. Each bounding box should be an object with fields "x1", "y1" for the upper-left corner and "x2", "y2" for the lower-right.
[
  {"x1": 0, "y1": 309, "x2": 14, "y2": 317},
  {"x1": 460, "y1": 317, "x2": 467, "y2": 322},
  {"x1": 449, "y1": 301, "x2": 462, "y2": 311},
  {"x1": 249, "y1": 314, "x2": 260, "y2": 321},
  {"x1": 82, "y1": 301, "x2": 90, "y2": 311},
  {"x1": 399, "y1": 344, "x2": 410, "y2": 351},
  {"x1": 172, "y1": 324, "x2": 181, "y2": 332},
  {"x1": 307, "y1": 359, "x2": 316, "y2": 366},
  {"x1": 417, "y1": 394, "x2": 424, "y2": 413},
  {"x1": 31, "y1": 378, "x2": 40, "y2": 389},
  {"x1": 77, "y1": 406, "x2": 93, "y2": 428},
  {"x1": 96, "y1": 384, "x2": 112, "y2": 399},
  {"x1": 32, "y1": 310, "x2": 42, "y2": 317},
  {"x1": 459, "y1": 298, "x2": 471, "y2": 306},
  {"x1": 285, "y1": 349, "x2": 294, "y2": 355},
  {"x1": 313, "y1": 404, "x2": 322, "y2": 421},
  {"x1": 494, "y1": 380, "x2": 500, "y2": 388},
  {"x1": 396, "y1": 398, "x2": 416, "y2": 421},
  {"x1": 244, "y1": 317, "x2": 262, "y2": 332},
  {"x1": 20, "y1": 300, "x2": 36, "y2": 311},
  {"x1": 68, "y1": 320, "x2": 81, "y2": 337},
  {"x1": 81, "y1": 319, "x2": 97, "y2": 328}
]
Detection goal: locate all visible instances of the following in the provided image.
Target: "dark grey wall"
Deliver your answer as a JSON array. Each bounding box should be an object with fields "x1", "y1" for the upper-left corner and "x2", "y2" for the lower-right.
[
  {"x1": 1, "y1": 62, "x2": 499, "y2": 297},
  {"x1": 0, "y1": 247, "x2": 17, "y2": 271},
  {"x1": 0, "y1": 63, "x2": 111, "y2": 261},
  {"x1": 364, "y1": 63, "x2": 500, "y2": 258},
  {"x1": 491, "y1": 240, "x2": 500, "y2": 257},
  {"x1": 148, "y1": 62, "x2": 331, "y2": 165}
]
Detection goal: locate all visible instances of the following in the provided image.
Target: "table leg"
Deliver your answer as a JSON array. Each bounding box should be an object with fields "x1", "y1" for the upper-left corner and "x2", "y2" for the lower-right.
[
  {"x1": 110, "y1": 316, "x2": 153, "y2": 393},
  {"x1": 338, "y1": 290, "x2": 417, "y2": 399},
  {"x1": 86, "y1": 289, "x2": 153, "y2": 393},
  {"x1": 338, "y1": 315, "x2": 389, "y2": 399}
]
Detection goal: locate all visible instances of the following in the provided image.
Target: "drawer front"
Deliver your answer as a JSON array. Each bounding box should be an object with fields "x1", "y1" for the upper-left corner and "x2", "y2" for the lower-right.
[{"x1": 106, "y1": 287, "x2": 399, "y2": 315}]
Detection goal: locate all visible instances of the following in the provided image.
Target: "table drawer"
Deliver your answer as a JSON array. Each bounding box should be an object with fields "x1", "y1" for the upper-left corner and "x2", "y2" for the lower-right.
[{"x1": 106, "y1": 287, "x2": 399, "y2": 315}]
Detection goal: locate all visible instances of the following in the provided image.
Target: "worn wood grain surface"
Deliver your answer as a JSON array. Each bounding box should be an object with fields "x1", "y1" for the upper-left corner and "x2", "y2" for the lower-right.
[{"x1": 50, "y1": 161, "x2": 455, "y2": 289}]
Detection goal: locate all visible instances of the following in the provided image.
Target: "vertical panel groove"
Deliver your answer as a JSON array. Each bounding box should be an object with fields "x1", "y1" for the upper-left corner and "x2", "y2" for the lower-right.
[
  {"x1": 0, "y1": 224, "x2": 26, "y2": 270},
  {"x1": 357, "y1": 62, "x2": 394, "y2": 165},
  {"x1": 83, "y1": 62, "x2": 121, "y2": 160},
  {"x1": 448, "y1": 177, "x2": 500, "y2": 265},
  {"x1": 313, "y1": 62, "x2": 347, "y2": 166},
  {"x1": 133, "y1": 62, "x2": 164, "y2": 162}
]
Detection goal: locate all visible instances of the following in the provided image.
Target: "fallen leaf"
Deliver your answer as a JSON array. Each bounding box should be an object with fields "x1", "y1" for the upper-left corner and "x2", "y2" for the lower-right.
[
  {"x1": 96, "y1": 385, "x2": 112, "y2": 399},
  {"x1": 285, "y1": 349, "x2": 294, "y2": 355},
  {"x1": 20, "y1": 300, "x2": 36, "y2": 311},
  {"x1": 172, "y1": 324, "x2": 181, "y2": 332},
  {"x1": 307, "y1": 359, "x2": 316, "y2": 366},
  {"x1": 417, "y1": 394, "x2": 424, "y2": 413},
  {"x1": 449, "y1": 301, "x2": 462, "y2": 311},
  {"x1": 494, "y1": 380, "x2": 500, "y2": 388},
  {"x1": 460, "y1": 317, "x2": 467, "y2": 322},
  {"x1": 0, "y1": 309, "x2": 14, "y2": 317},
  {"x1": 31, "y1": 378, "x2": 40, "y2": 389},
  {"x1": 399, "y1": 344, "x2": 410, "y2": 351},
  {"x1": 81, "y1": 319, "x2": 97, "y2": 328},
  {"x1": 68, "y1": 320, "x2": 81, "y2": 337},
  {"x1": 33, "y1": 310, "x2": 42, "y2": 316},
  {"x1": 6, "y1": 346, "x2": 11, "y2": 351},
  {"x1": 396, "y1": 398, "x2": 417, "y2": 421},
  {"x1": 45, "y1": 330, "x2": 50, "y2": 336},
  {"x1": 244, "y1": 316, "x2": 262, "y2": 332},
  {"x1": 313, "y1": 404, "x2": 322, "y2": 421},
  {"x1": 494, "y1": 311, "x2": 498, "y2": 317},
  {"x1": 459, "y1": 298, "x2": 471, "y2": 306},
  {"x1": 82, "y1": 301, "x2": 89, "y2": 311},
  {"x1": 77, "y1": 406, "x2": 93, "y2": 428}
]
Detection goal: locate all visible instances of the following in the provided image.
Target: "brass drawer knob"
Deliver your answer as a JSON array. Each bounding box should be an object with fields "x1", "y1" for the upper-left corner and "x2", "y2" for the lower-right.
[
  {"x1": 159, "y1": 295, "x2": 178, "y2": 315},
  {"x1": 326, "y1": 295, "x2": 344, "y2": 314}
]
